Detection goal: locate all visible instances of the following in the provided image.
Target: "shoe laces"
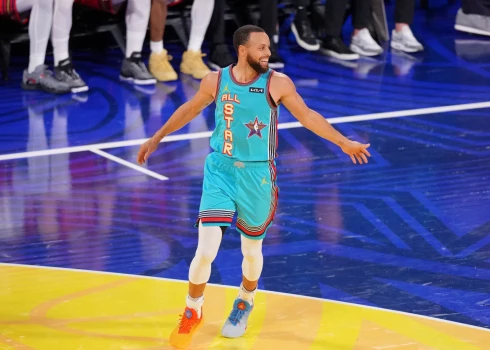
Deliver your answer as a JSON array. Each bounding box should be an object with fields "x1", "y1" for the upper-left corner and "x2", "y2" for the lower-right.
[
  {"x1": 228, "y1": 301, "x2": 248, "y2": 326},
  {"x1": 154, "y1": 52, "x2": 173, "y2": 69},
  {"x1": 177, "y1": 308, "x2": 197, "y2": 334},
  {"x1": 188, "y1": 51, "x2": 209, "y2": 70}
]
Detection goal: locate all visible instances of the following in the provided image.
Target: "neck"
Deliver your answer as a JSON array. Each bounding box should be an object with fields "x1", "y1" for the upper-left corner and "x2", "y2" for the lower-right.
[{"x1": 232, "y1": 61, "x2": 260, "y2": 83}]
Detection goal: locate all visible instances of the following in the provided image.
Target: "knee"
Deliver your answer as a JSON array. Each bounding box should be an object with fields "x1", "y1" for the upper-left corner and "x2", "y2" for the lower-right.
[
  {"x1": 241, "y1": 242, "x2": 263, "y2": 263},
  {"x1": 194, "y1": 247, "x2": 218, "y2": 266}
]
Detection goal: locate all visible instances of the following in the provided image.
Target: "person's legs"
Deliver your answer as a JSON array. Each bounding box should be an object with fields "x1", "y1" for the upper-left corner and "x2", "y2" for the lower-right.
[
  {"x1": 169, "y1": 153, "x2": 236, "y2": 348},
  {"x1": 124, "y1": 0, "x2": 150, "y2": 58},
  {"x1": 150, "y1": 0, "x2": 166, "y2": 53},
  {"x1": 207, "y1": 0, "x2": 235, "y2": 70},
  {"x1": 320, "y1": 0, "x2": 359, "y2": 60},
  {"x1": 462, "y1": 0, "x2": 490, "y2": 16},
  {"x1": 51, "y1": 0, "x2": 73, "y2": 66},
  {"x1": 350, "y1": 0, "x2": 383, "y2": 57},
  {"x1": 394, "y1": 0, "x2": 414, "y2": 28},
  {"x1": 259, "y1": 0, "x2": 284, "y2": 68},
  {"x1": 391, "y1": 0, "x2": 423, "y2": 52},
  {"x1": 51, "y1": 0, "x2": 89, "y2": 92},
  {"x1": 291, "y1": 0, "x2": 320, "y2": 51},
  {"x1": 455, "y1": 0, "x2": 490, "y2": 37},
  {"x1": 221, "y1": 234, "x2": 263, "y2": 338},
  {"x1": 180, "y1": 0, "x2": 214, "y2": 79},
  {"x1": 18, "y1": 0, "x2": 71, "y2": 93},
  {"x1": 148, "y1": 0, "x2": 177, "y2": 82},
  {"x1": 119, "y1": 0, "x2": 157, "y2": 85},
  {"x1": 17, "y1": 0, "x2": 49, "y2": 72},
  {"x1": 221, "y1": 162, "x2": 277, "y2": 338}
]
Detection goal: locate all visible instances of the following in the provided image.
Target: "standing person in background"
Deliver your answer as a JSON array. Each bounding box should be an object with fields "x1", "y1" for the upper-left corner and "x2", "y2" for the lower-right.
[
  {"x1": 0, "y1": 0, "x2": 71, "y2": 93},
  {"x1": 291, "y1": 0, "x2": 320, "y2": 52},
  {"x1": 350, "y1": 0, "x2": 424, "y2": 56},
  {"x1": 149, "y1": 0, "x2": 214, "y2": 81},
  {"x1": 208, "y1": 0, "x2": 284, "y2": 69},
  {"x1": 321, "y1": 0, "x2": 423, "y2": 60},
  {"x1": 51, "y1": 0, "x2": 156, "y2": 92},
  {"x1": 320, "y1": 0, "x2": 360, "y2": 60},
  {"x1": 455, "y1": 0, "x2": 490, "y2": 36}
]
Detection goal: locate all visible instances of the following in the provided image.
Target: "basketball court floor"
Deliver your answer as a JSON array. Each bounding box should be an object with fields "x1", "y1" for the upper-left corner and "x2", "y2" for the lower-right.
[{"x1": 1, "y1": 3, "x2": 490, "y2": 349}]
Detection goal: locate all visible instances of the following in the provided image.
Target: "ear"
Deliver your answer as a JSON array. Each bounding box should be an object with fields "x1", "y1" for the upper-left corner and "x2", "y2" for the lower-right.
[{"x1": 238, "y1": 45, "x2": 247, "y2": 57}]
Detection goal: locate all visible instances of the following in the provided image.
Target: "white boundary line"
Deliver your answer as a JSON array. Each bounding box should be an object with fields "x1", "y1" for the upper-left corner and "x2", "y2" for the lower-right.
[
  {"x1": 90, "y1": 149, "x2": 169, "y2": 181},
  {"x1": 1, "y1": 101, "x2": 490, "y2": 162},
  {"x1": 1, "y1": 262, "x2": 489, "y2": 334}
]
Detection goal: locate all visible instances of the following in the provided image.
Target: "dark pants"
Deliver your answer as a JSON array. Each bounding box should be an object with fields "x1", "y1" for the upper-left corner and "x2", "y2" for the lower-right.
[
  {"x1": 294, "y1": 0, "x2": 310, "y2": 6},
  {"x1": 462, "y1": 0, "x2": 490, "y2": 16},
  {"x1": 209, "y1": 0, "x2": 278, "y2": 46},
  {"x1": 228, "y1": 0, "x2": 278, "y2": 39},
  {"x1": 324, "y1": 0, "x2": 415, "y2": 37},
  {"x1": 395, "y1": 0, "x2": 415, "y2": 25}
]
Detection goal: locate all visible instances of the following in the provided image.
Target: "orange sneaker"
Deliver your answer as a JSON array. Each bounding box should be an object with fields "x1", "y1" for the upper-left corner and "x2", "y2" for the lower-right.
[{"x1": 169, "y1": 307, "x2": 203, "y2": 349}]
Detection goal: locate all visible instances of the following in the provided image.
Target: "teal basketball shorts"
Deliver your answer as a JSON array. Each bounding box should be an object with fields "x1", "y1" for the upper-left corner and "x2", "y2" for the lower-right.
[{"x1": 195, "y1": 152, "x2": 279, "y2": 240}]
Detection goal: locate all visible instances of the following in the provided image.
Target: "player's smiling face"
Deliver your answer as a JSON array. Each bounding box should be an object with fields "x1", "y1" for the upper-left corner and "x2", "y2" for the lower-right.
[{"x1": 245, "y1": 32, "x2": 271, "y2": 74}]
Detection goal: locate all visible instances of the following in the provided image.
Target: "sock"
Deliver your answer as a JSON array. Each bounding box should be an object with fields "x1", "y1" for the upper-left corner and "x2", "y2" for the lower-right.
[
  {"x1": 125, "y1": 0, "x2": 151, "y2": 58},
  {"x1": 186, "y1": 294, "x2": 204, "y2": 318},
  {"x1": 187, "y1": 0, "x2": 214, "y2": 52},
  {"x1": 237, "y1": 283, "x2": 256, "y2": 306},
  {"x1": 150, "y1": 40, "x2": 164, "y2": 54}
]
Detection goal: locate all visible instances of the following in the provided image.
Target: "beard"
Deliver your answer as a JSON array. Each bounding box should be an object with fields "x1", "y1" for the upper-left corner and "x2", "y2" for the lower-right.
[{"x1": 247, "y1": 54, "x2": 269, "y2": 74}]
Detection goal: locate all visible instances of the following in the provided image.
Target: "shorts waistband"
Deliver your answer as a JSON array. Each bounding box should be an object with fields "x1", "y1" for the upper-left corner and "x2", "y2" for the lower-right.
[{"x1": 210, "y1": 152, "x2": 273, "y2": 169}]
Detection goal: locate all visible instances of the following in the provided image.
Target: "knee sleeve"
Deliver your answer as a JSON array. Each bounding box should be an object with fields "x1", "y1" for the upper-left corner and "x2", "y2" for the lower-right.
[
  {"x1": 188, "y1": 222, "x2": 222, "y2": 285},
  {"x1": 241, "y1": 235, "x2": 263, "y2": 281}
]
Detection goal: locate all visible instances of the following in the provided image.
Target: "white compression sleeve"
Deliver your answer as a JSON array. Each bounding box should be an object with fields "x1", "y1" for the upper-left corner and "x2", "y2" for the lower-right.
[
  {"x1": 241, "y1": 234, "x2": 264, "y2": 282},
  {"x1": 187, "y1": 0, "x2": 214, "y2": 52},
  {"x1": 51, "y1": 0, "x2": 74, "y2": 66},
  {"x1": 188, "y1": 221, "x2": 222, "y2": 285},
  {"x1": 16, "y1": 0, "x2": 52, "y2": 72}
]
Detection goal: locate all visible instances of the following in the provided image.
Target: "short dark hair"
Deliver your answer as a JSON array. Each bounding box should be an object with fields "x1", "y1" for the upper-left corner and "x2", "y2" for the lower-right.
[{"x1": 233, "y1": 25, "x2": 265, "y2": 53}]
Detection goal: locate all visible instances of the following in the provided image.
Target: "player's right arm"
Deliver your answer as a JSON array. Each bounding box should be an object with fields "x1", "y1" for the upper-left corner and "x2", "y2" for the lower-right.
[{"x1": 137, "y1": 72, "x2": 218, "y2": 165}]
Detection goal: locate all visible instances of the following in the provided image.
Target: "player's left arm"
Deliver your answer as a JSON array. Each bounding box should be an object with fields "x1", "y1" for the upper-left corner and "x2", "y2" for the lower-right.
[{"x1": 272, "y1": 73, "x2": 371, "y2": 164}]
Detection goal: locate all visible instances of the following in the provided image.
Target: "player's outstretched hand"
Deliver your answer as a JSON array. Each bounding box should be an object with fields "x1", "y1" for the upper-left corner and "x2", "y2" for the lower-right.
[
  {"x1": 341, "y1": 141, "x2": 371, "y2": 164},
  {"x1": 137, "y1": 137, "x2": 160, "y2": 165}
]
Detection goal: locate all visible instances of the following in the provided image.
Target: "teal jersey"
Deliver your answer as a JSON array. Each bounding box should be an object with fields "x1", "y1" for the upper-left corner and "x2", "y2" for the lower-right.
[{"x1": 210, "y1": 65, "x2": 279, "y2": 162}]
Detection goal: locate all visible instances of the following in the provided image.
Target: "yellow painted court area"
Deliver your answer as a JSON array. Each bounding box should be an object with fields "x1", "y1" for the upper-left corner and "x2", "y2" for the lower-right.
[{"x1": 0, "y1": 264, "x2": 489, "y2": 349}]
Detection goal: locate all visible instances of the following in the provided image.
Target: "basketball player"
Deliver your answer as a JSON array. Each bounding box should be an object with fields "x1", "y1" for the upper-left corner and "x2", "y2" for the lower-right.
[
  {"x1": 0, "y1": 0, "x2": 71, "y2": 93},
  {"x1": 137, "y1": 25, "x2": 370, "y2": 349},
  {"x1": 50, "y1": 0, "x2": 155, "y2": 93}
]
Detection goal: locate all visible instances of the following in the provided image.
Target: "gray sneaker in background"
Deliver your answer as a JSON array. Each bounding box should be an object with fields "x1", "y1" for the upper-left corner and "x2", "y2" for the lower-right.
[
  {"x1": 120, "y1": 52, "x2": 157, "y2": 85},
  {"x1": 22, "y1": 65, "x2": 71, "y2": 94},
  {"x1": 55, "y1": 58, "x2": 89, "y2": 94},
  {"x1": 455, "y1": 9, "x2": 490, "y2": 37}
]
